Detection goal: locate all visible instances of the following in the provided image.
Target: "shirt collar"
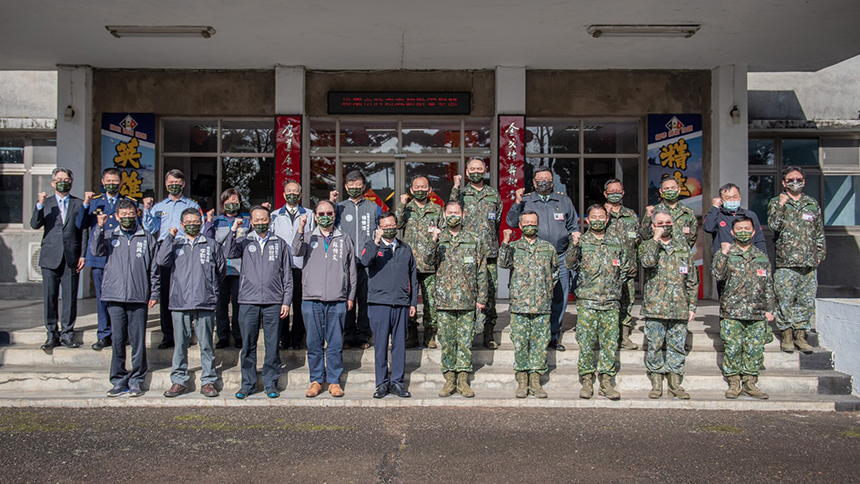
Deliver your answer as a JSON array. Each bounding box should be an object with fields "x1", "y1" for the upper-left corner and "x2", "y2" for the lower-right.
[{"x1": 55, "y1": 193, "x2": 69, "y2": 203}]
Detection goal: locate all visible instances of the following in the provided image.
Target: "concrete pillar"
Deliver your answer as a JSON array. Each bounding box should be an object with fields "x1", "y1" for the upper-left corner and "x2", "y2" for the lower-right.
[
  {"x1": 56, "y1": 65, "x2": 93, "y2": 199},
  {"x1": 275, "y1": 65, "x2": 305, "y2": 114},
  {"x1": 710, "y1": 64, "x2": 749, "y2": 202}
]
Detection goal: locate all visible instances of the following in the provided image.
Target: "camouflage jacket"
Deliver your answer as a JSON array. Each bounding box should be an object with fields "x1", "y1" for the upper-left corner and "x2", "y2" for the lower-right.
[
  {"x1": 564, "y1": 231, "x2": 632, "y2": 310},
  {"x1": 639, "y1": 238, "x2": 698, "y2": 320},
  {"x1": 766, "y1": 193, "x2": 826, "y2": 269},
  {"x1": 641, "y1": 201, "x2": 698, "y2": 249},
  {"x1": 395, "y1": 199, "x2": 443, "y2": 274},
  {"x1": 499, "y1": 237, "x2": 559, "y2": 314},
  {"x1": 712, "y1": 244, "x2": 776, "y2": 320},
  {"x1": 606, "y1": 205, "x2": 641, "y2": 267},
  {"x1": 451, "y1": 183, "x2": 502, "y2": 258},
  {"x1": 425, "y1": 229, "x2": 489, "y2": 311}
]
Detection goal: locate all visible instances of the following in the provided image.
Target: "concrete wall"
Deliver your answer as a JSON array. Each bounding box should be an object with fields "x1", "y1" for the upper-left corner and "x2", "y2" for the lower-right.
[
  {"x1": 0, "y1": 71, "x2": 57, "y2": 119},
  {"x1": 817, "y1": 299, "x2": 860, "y2": 396}
]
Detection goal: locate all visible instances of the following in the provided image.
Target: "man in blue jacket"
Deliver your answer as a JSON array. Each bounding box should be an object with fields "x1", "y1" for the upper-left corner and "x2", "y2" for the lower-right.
[{"x1": 359, "y1": 211, "x2": 418, "y2": 399}]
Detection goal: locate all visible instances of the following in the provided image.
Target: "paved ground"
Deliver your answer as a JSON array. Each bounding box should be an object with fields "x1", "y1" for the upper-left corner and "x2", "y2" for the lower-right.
[{"x1": 1, "y1": 407, "x2": 859, "y2": 483}]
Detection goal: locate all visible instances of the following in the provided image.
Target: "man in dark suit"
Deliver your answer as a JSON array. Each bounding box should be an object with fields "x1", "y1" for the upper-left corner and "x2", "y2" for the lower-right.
[{"x1": 30, "y1": 167, "x2": 87, "y2": 349}]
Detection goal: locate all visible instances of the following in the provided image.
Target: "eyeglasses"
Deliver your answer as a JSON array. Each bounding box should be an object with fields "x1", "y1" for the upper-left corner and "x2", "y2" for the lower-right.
[
  {"x1": 605, "y1": 191, "x2": 623, "y2": 195},
  {"x1": 316, "y1": 212, "x2": 335, "y2": 216},
  {"x1": 786, "y1": 178, "x2": 804, "y2": 183},
  {"x1": 379, "y1": 225, "x2": 397, "y2": 230}
]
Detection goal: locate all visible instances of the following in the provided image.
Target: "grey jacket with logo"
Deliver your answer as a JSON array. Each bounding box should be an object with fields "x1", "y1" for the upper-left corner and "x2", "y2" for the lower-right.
[
  {"x1": 336, "y1": 198, "x2": 382, "y2": 266},
  {"x1": 90, "y1": 224, "x2": 160, "y2": 304},
  {"x1": 157, "y1": 234, "x2": 227, "y2": 311},
  {"x1": 506, "y1": 191, "x2": 579, "y2": 254},
  {"x1": 292, "y1": 227, "x2": 357, "y2": 302},
  {"x1": 224, "y1": 231, "x2": 294, "y2": 306}
]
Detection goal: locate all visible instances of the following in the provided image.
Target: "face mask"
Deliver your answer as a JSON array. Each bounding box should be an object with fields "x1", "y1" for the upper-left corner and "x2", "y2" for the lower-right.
[
  {"x1": 224, "y1": 203, "x2": 240, "y2": 214},
  {"x1": 253, "y1": 223, "x2": 269, "y2": 236},
  {"x1": 104, "y1": 183, "x2": 120, "y2": 195},
  {"x1": 347, "y1": 187, "x2": 364, "y2": 199},
  {"x1": 521, "y1": 225, "x2": 539, "y2": 237},
  {"x1": 606, "y1": 193, "x2": 624, "y2": 204},
  {"x1": 382, "y1": 228, "x2": 397, "y2": 239},
  {"x1": 119, "y1": 217, "x2": 136, "y2": 230},
  {"x1": 55, "y1": 181, "x2": 71, "y2": 193},
  {"x1": 661, "y1": 189, "x2": 680, "y2": 202},
  {"x1": 468, "y1": 172, "x2": 484, "y2": 183},
  {"x1": 535, "y1": 180, "x2": 553, "y2": 193},
  {"x1": 723, "y1": 200, "x2": 741, "y2": 212},
  {"x1": 167, "y1": 184, "x2": 183, "y2": 195},
  {"x1": 734, "y1": 230, "x2": 754, "y2": 243},
  {"x1": 411, "y1": 190, "x2": 428, "y2": 201},
  {"x1": 184, "y1": 224, "x2": 201, "y2": 237},
  {"x1": 446, "y1": 215, "x2": 461, "y2": 227},
  {"x1": 284, "y1": 193, "x2": 300, "y2": 205},
  {"x1": 658, "y1": 225, "x2": 673, "y2": 238},
  {"x1": 786, "y1": 180, "x2": 804, "y2": 194},
  {"x1": 588, "y1": 219, "x2": 607, "y2": 232},
  {"x1": 317, "y1": 215, "x2": 335, "y2": 228}
]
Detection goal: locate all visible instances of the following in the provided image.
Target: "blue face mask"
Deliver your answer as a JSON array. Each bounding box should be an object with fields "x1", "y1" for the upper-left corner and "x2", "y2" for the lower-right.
[{"x1": 723, "y1": 200, "x2": 741, "y2": 212}]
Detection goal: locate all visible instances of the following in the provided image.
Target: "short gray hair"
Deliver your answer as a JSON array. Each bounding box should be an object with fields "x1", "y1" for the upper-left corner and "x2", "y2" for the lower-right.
[
  {"x1": 52, "y1": 167, "x2": 74, "y2": 183},
  {"x1": 651, "y1": 209, "x2": 672, "y2": 223}
]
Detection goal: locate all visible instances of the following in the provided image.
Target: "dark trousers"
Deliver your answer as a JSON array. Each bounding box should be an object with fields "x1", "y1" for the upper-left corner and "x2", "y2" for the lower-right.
[
  {"x1": 107, "y1": 302, "x2": 148, "y2": 389},
  {"x1": 303, "y1": 300, "x2": 346, "y2": 384},
  {"x1": 41, "y1": 256, "x2": 79, "y2": 341},
  {"x1": 280, "y1": 267, "x2": 306, "y2": 347},
  {"x1": 158, "y1": 264, "x2": 173, "y2": 344},
  {"x1": 92, "y1": 267, "x2": 111, "y2": 339},
  {"x1": 368, "y1": 304, "x2": 408, "y2": 387},
  {"x1": 238, "y1": 304, "x2": 282, "y2": 392},
  {"x1": 216, "y1": 275, "x2": 241, "y2": 343},
  {"x1": 345, "y1": 265, "x2": 371, "y2": 343}
]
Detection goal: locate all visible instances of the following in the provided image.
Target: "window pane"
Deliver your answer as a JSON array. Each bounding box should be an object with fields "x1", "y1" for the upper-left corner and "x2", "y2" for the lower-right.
[
  {"x1": 525, "y1": 157, "x2": 579, "y2": 203},
  {"x1": 0, "y1": 175, "x2": 23, "y2": 223},
  {"x1": 619, "y1": 158, "x2": 640, "y2": 214},
  {"x1": 221, "y1": 120, "x2": 273, "y2": 154},
  {"x1": 0, "y1": 138, "x2": 24, "y2": 164},
  {"x1": 402, "y1": 121, "x2": 461, "y2": 154},
  {"x1": 749, "y1": 175, "x2": 775, "y2": 225},
  {"x1": 748, "y1": 138, "x2": 775, "y2": 165},
  {"x1": 340, "y1": 121, "x2": 397, "y2": 154},
  {"x1": 222, "y1": 157, "x2": 275, "y2": 211},
  {"x1": 584, "y1": 159, "x2": 619, "y2": 212},
  {"x1": 310, "y1": 119, "x2": 337, "y2": 153},
  {"x1": 309, "y1": 157, "x2": 336, "y2": 207},
  {"x1": 32, "y1": 138, "x2": 57, "y2": 165},
  {"x1": 782, "y1": 138, "x2": 819, "y2": 167},
  {"x1": 464, "y1": 119, "x2": 491, "y2": 154},
  {"x1": 805, "y1": 173, "x2": 821, "y2": 205},
  {"x1": 405, "y1": 161, "x2": 458, "y2": 205},
  {"x1": 163, "y1": 156, "x2": 216, "y2": 206},
  {"x1": 343, "y1": 162, "x2": 397, "y2": 210},
  {"x1": 822, "y1": 139, "x2": 860, "y2": 166},
  {"x1": 526, "y1": 121, "x2": 579, "y2": 154},
  {"x1": 163, "y1": 119, "x2": 217, "y2": 153},
  {"x1": 584, "y1": 121, "x2": 639, "y2": 154},
  {"x1": 823, "y1": 175, "x2": 859, "y2": 226}
]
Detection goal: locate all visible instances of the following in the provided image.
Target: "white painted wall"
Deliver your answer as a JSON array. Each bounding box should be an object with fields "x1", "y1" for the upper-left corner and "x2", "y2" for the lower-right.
[
  {"x1": 710, "y1": 64, "x2": 750, "y2": 203},
  {"x1": 0, "y1": 71, "x2": 57, "y2": 119},
  {"x1": 817, "y1": 298, "x2": 860, "y2": 396}
]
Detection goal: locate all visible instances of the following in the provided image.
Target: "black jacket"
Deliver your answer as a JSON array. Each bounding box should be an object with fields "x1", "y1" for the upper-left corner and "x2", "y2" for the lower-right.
[
  {"x1": 30, "y1": 194, "x2": 87, "y2": 270},
  {"x1": 702, "y1": 206, "x2": 767, "y2": 255},
  {"x1": 359, "y1": 239, "x2": 418, "y2": 307}
]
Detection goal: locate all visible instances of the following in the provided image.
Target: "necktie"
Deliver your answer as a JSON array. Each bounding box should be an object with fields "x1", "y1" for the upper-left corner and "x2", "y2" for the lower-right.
[
  {"x1": 109, "y1": 197, "x2": 115, "y2": 212},
  {"x1": 60, "y1": 198, "x2": 67, "y2": 224}
]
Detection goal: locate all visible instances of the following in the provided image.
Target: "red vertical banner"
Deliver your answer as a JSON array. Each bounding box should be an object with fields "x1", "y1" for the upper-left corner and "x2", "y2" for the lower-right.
[
  {"x1": 498, "y1": 115, "x2": 525, "y2": 240},
  {"x1": 275, "y1": 115, "x2": 302, "y2": 206}
]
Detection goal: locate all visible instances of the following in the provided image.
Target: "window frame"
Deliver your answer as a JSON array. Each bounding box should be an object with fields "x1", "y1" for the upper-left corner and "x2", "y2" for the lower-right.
[{"x1": 0, "y1": 131, "x2": 57, "y2": 228}]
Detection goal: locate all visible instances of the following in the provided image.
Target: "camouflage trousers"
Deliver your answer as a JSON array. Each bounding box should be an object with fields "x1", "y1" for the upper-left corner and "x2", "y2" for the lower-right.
[
  {"x1": 474, "y1": 258, "x2": 498, "y2": 333},
  {"x1": 619, "y1": 276, "x2": 636, "y2": 329},
  {"x1": 437, "y1": 309, "x2": 475, "y2": 372},
  {"x1": 720, "y1": 318, "x2": 769, "y2": 376},
  {"x1": 575, "y1": 306, "x2": 619, "y2": 376},
  {"x1": 644, "y1": 318, "x2": 688, "y2": 375},
  {"x1": 408, "y1": 272, "x2": 436, "y2": 330},
  {"x1": 510, "y1": 313, "x2": 551, "y2": 374},
  {"x1": 774, "y1": 267, "x2": 817, "y2": 331}
]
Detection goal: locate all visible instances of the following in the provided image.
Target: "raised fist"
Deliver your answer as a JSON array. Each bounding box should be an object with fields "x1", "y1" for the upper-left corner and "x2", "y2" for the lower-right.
[
  {"x1": 206, "y1": 209, "x2": 215, "y2": 223},
  {"x1": 720, "y1": 242, "x2": 732, "y2": 255},
  {"x1": 298, "y1": 214, "x2": 308, "y2": 229},
  {"x1": 169, "y1": 227, "x2": 179, "y2": 237},
  {"x1": 231, "y1": 218, "x2": 243, "y2": 232},
  {"x1": 570, "y1": 232, "x2": 581, "y2": 245},
  {"x1": 96, "y1": 213, "x2": 108, "y2": 227},
  {"x1": 515, "y1": 187, "x2": 524, "y2": 204},
  {"x1": 261, "y1": 202, "x2": 272, "y2": 211},
  {"x1": 778, "y1": 193, "x2": 790, "y2": 206},
  {"x1": 400, "y1": 193, "x2": 410, "y2": 205},
  {"x1": 84, "y1": 191, "x2": 94, "y2": 205},
  {"x1": 329, "y1": 190, "x2": 339, "y2": 203},
  {"x1": 653, "y1": 226, "x2": 664, "y2": 240},
  {"x1": 374, "y1": 227, "x2": 384, "y2": 244},
  {"x1": 645, "y1": 205, "x2": 655, "y2": 217},
  {"x1": 38, "y1": 192, "x2": 47, "y2": 205},
  {"x1": 712, "y1": 198, "x2": 722, "y2": 208},
  {"x1": 429, "y1": 226, "x2": 442, "y2": 242},
  {"x1": 502, "y1": 228, "x2": 513, "y2": 243},
  {"x1": 143, "y1": 197, "x2": 154, "y2": 210},
  {"x1": 453, "y1": 174, "x2": 462, "y2": 188}
]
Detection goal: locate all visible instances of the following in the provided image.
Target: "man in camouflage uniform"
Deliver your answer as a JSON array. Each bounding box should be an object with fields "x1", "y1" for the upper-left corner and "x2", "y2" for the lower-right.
[
  {"x1": 396, "y1": 175, "x2": 443, "y2": 349},
  {"x1": 639, "y1": 209, "x2": 698, "y2": 399},
  {"x1": 499, "y1": 211, "x2": 559, "y2": 398},
  {"x1": 425, "y1": 200, "x2": 489, "y2": 398},
  {"x1": 604, "y1": 178, "x2": 641, "y2": 350},
  {"x1": 712, "y1": 216, "x2": 776, "y2": 400},
  {"x1": 642, "y1": 174, "x2": 698, "y2": 249},
  {"x1": 451, "y1": 158, "x2": 501, "y2": 349},
  {"x1": 565, "y1": 204, "x2": 632, "y2": 400},
  {"x1": 767, "y1": 166, "x2": 825, "y2": 354}
]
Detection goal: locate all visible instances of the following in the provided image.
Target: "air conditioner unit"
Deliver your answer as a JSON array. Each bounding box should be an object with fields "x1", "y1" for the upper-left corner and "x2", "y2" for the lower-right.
[{"x1": 28, "y1": 242, "x2": 42, "y2": 282}]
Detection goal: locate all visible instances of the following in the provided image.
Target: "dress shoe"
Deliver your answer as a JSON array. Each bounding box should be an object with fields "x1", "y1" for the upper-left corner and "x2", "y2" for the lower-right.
[
  {"x1": 92, "y1": 337, "x2": 111, "y2": 351},
  {"x1": 548, "y1": 340, "x2": 566, "y2": 352},
  {"x1": 390, "y1": 383, "x2": 411, "y2": 398},
  {"x1": 279, "y1": 343, "x2": 291, "y2": 351},
  {"x1": 41, "y1": 338, "x2": 60, "y2": 350},
  {"x1": 358, "y1": 341, "x2": 372, "y2": 349},
  {"x1": 200, "y1": 383, "x2": 219, "y2": 398},
  {"x1": 306, "y1": 381, "x2": 323, "y2": 398},
  {"x1": 215, "y1": 339, "x2": 230, "y2": 349},
  {"x1": 128, "y1": 387, "x2": 144, "y2": 397},
  {"x1": 163, "y1": 383, "x2": 188, "y2": 398},
  {"x1": 158, "y1": 341, "x2": 174, "y2": 350},
  {"x1": 292, "y1": 342, "x2": 305, "y2": 350},
  {"x1": 329, "y1": 383, "x2": 345, "y2": 397},
  {"x1": 373, "y1": 384, "x2": 389, "y2": 399},
  {"x1": 343, "y1": 341, "x2": 354, "y2": 349},
  {"x1": 61, "y1": 339, "x2": 81, "y2": 348},
  {"x1": 234, "y1": 340, "x2": 242, "y2": 349},
  {"x1": 106, "y1": 385, "x2": 128, "y2": 397}
]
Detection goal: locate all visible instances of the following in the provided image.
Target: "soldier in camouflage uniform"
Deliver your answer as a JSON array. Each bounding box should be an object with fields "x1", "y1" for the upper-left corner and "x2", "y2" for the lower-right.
[
  {"x1": 499, "y1": 211, "x2": 559, "y2": 399},
  {"x1": 639, "y1": 209, "x2": 698, "y2": 400},
  {"x1": 396, "y1": 175, "x2": 443, "y2": 349},
  {"x1": 766, "y1": 166, "x2": 825, "y2": 354},
  {"x1": 641, "y1": 174, "x2": 698, "y2": 249},
  {"x1": 451, "y1": 159, "x2": 502, "y2": 349},
  {"x1": 604, "y1": 178, "x2": 641, "y2": 351},
  {"x1": 425, "y1": 200, "x2": 489, "y2": 398},
  {"x1": 712, "y1": 216, "x2": 776, "y2": 400},
  {"x1": 565, "y1": 204, "x2": 632, "y2": 401}
]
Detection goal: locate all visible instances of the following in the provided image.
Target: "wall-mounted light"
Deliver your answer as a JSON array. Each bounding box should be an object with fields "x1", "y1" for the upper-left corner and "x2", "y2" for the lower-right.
[
  {"x1": 730, "y1": 105, "x2": 741, "y2": 124},
  {"x1": 106, "y1": 26, "x2": 216, "y2": 38},
  {"x1": 64, "y1": 106, "x2": 74, "y2": 122},
  {"x1": 587, "y1": 25, "x2": 700, "y2": 38}
]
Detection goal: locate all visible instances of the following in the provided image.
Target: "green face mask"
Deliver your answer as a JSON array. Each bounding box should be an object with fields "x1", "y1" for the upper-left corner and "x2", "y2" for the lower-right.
[
  {"x1": 184, "y1": 224, "x2": 201, "y2": 236},
  {"x1": 167, "y1": 184, "x2": 183, "y2": 195},
  {"x1": 55, "y1": 181, "x2": 71, "y2": 193},
  {"x1": 317, "y1": 215, "x2": 335, "y2": 228},
  {"x1": 786, "y1": 180, "x2": 805, "y2": 194},
  {"x1": 104, "y1": 183, "x2": 120, "y2": 195},
  {"x1": 589, "y1": 219, "x2": 607, "y2": 232},
  {"x1": 661, "y1": 189, "x2": 680, "y2": 202},
  {"x1": 446, "y1": 215, "x2": 461, "y2": 227},
  {"x1": 382, "y1": 228, "x2": 397, "y2": 239},
  {"x1": 346, "y1": 187, "x2": 364, "y2": 199},
  {"x1": 411, "y1": 190, "x2": 428, "y2": 201},
  {"x1": 658, "y1": 225, "x2": 674, "y2": 238},
  {"x1": 468, "y1": 172, "x2": 484, "y2": 183},
  {"x1": 224, "y1": 203, "x2": 240, "y2": 214},
  {"x1": 119, "y1": 217, "x2": 136, "y2": 230},
  {"x1": 606, "y1": 193, "x2": 624, "y2": 204},
  {"x1": 734, "y1": 230, "x2": 754, "y2": 243},
  {"x1": 253, "y1": 223, "x2": 269, "y2": 236},
  {"x1": 521, "y1": 225, "x2": 539, "y2": 237},
  {"x1": 284, "y1": 193, "x2": 300, "y2": 205}
]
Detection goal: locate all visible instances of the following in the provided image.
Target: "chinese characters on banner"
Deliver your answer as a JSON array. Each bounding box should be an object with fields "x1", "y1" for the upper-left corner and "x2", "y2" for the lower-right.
[
  {"x1": 498, "y1": 115, "x2": 525, "y2": 239},
  {"x1": 275, "y1": 115, "x2": 302, "y2": 206},
  {"x1": 100, "y1": 113, "x2": 156, "y2": 199}
]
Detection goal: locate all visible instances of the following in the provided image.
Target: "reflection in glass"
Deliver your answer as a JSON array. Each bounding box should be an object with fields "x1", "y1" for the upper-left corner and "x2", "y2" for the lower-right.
[
  {"x1": 824, "y1": 175, "x2": 860, "y2": 226},
  {"x1": 309, "y1": 157, "x2": 336, "y2": 207},
  {"x1": 163, "y1": 119, "x2": 217, "y2": 153},
  {"x1": 32, "y1": 139, "x2": 57, "y2": 165},
  {"x1": 0, "y1": 175, "x2": 23, "y2": 223},
  {"x1": 583, "y1": 121, "x2": 639, "y2": 154},
  {"x1": 749, "y1": 175, "x2": 775, "y2": 225},
  {"x1": 222, "y1": 157, "x2": 275, "y2": 211},
  {"x1": 583, "y1": 160, "x2": 617, "y2": 212},
  {"x1": 782, "y1": 139, "x2": 819, "y2": 167},
  {"x1": 221, "y1": 120, "x2": 274, "y2": 153},
  {"x1": 405, "y1": 161, "x2": 458, "y2": 205},
  {"x1": 525, "y1": 157, "x2": 579, "y2": 203},
  {"x1": 464, "y1": 120, "x2": 492, "y2": 154},
  {"x1": 526, "y1": 121, "x2": 579, "y2": 154},
  {"x1": 402, "y1": 121, "x2": 461, "y2": 154},
  {"x1": 748, "y1": 138, "x2": 775, "y2": 165},
  {"x1": 340, "y1": 122, "x2": 398, "y2": 154},
  {"x1": 343, "y1": 162, "x2": 397, "y2": 210},
  {"x1": 0, "y1": 138, "x2": 24, "y2": 164},
  {"x1": 310, "y1": 120, "x2": 337, "y2": 153}
]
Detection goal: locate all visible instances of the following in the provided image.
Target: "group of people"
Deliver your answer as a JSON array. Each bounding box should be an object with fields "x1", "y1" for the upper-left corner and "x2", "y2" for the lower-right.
[{"x1": 30, "y1": 157, "x2": 824, "y2": 401}]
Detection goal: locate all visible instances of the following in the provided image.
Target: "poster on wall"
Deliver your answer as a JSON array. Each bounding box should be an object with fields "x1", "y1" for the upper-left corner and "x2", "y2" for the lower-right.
[{"x1": 100, "y1": 113, "x2": 156, "y2": 199}]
